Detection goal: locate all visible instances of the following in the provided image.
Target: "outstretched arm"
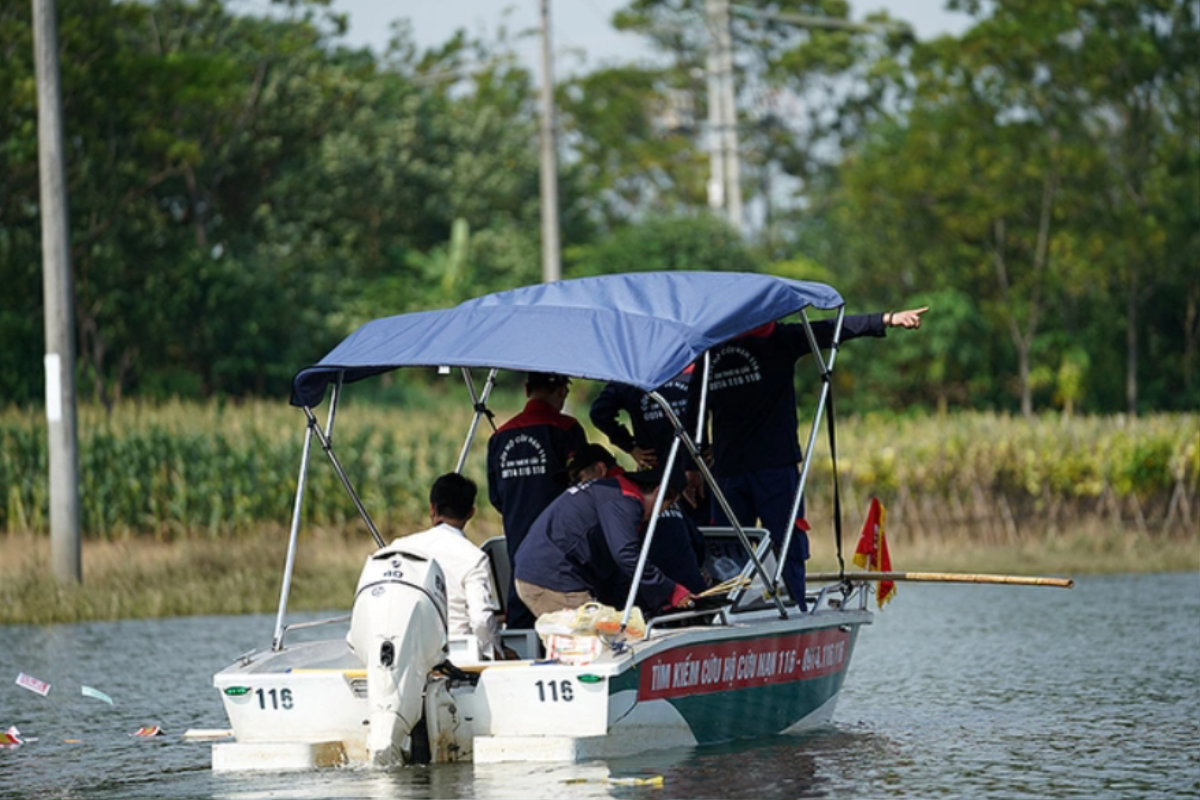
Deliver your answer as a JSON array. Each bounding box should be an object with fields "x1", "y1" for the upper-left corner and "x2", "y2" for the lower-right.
[{"x1": 883, "y1": 306, "x2": 929, "y2": 330}]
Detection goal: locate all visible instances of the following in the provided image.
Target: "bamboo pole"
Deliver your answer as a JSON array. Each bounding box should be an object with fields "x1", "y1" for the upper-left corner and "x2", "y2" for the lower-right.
[{"x1": 807, "y1": 571, "x2": 1074, "y2": 589}]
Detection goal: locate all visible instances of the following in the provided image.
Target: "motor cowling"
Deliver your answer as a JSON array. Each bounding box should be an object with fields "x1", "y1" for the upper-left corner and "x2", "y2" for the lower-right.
[{"x1": 347, "y1": 547, "x2": 448, "y2": 766}]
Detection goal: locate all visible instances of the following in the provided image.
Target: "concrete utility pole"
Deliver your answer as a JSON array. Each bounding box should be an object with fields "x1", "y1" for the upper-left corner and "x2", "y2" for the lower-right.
[
  {"x1": 706, "y1": 4, "x2": 897, "y2": 235},
  {"x1": 705, "y1": 0, "x2": 743, "y2": 234},
  {"x1": 538, "y1": 0, "x2": 561, "y2": 283},
  {"x1": 33, "y1": 0, "x2": 82, "y2": 583}
]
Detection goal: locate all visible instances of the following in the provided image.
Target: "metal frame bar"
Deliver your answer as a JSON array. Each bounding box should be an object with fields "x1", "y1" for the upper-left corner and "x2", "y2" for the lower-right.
[
  {"x1": 619, "y1": 418, "x2": 681, "y2": 630},
  {"x1": 627, "y1": 389, "x2": 789, "y2": 625},
  {"x1": 455, "y1": 367, "x2": 498, "y2": 474},
  {"x1": 283, "y1": 614, "x2": 351, "y2": 633},
  {"x1": 272, "y1": 373, "x2": 344, "y2": 651},
  {"x1": 305, "y1": 405, "x2": 385, "y2": 549},
  {"x1": 774, "y1": 307, "x2": 845, "y2": 602},
  {"x1": 645, "y1": 606, "x2": 730, "y2": 635}
]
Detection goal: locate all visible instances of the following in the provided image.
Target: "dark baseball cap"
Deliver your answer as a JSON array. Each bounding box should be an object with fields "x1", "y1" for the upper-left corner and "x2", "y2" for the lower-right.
[
  {"x1": 566, "y1": 444, "x2": 617, "y2": 478},
  {"x1": 526, "y1": 372, "x2": 571, "y2": 390}
]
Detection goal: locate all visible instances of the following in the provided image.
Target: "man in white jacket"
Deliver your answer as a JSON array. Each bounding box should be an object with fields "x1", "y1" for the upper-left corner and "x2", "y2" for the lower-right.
[{"x1": 393, "y1": 473, "x2": 502, "y2": 659}]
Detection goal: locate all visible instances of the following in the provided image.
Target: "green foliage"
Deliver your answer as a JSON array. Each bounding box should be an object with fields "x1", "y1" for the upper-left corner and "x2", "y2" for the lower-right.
[
  {"x1": 0, "y1": 0, "x2": 1194, "y2": 419},
  {"x1": 569, "y1": 213, "x2": 763, "y2": 276},
  {"x1": 559, "y1": 64, "x2": 708, "y2": 226},
  {"x1": 806, "y1": 0, "x2": 1198, "y2": 415},
  {"x1": 0, "y1": 0, "x2": 554, "y2": 404}
]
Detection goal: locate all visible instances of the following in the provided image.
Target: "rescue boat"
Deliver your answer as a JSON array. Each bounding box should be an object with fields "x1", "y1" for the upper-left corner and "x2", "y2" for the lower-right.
[{"x1": 212, "y1": 272, "x2": 877, "y2": 770}]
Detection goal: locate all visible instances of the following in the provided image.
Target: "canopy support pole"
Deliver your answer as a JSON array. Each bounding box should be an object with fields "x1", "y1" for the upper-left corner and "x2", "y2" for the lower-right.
[
  {"x1": 304, "y1": 407, "x2": 386, "y2": 550},
  {"x1": 650, "y1": 393, "x2": 789, "y2": 620},
  {"x1": 775, "y1": 308, "x2": 845, "y2": 600},
  {"x1": 619, "y1": 419, "x2": 681, "y2": 631},
  {"x1": 455, "y1": 367, "x2": 498, "y2": 474},
  {"x1": 273, "y1": 374, "x2": 343, "y2": 651}
]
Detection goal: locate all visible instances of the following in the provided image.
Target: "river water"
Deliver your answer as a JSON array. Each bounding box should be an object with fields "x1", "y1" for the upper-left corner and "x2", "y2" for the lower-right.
[{"x1": 1, "y1": 572, "x2": 1196, "y2": 799}]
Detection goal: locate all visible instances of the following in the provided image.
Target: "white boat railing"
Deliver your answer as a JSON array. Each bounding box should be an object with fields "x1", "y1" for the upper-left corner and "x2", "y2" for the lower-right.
[
  {"x1": 780, "y1": 307, "x2": 846, "y2": 592},
  {"x1": 283, "y1": 614, "x2": 352, "y2": 634},
  {"x1": 645, "y1": 606, "x2": 732, "y2": 636}
]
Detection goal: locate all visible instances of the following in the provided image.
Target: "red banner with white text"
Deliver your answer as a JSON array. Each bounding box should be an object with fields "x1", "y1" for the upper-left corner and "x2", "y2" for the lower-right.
[{"x1": 638, "y1": 628, "x2": 851, "y2": 701}]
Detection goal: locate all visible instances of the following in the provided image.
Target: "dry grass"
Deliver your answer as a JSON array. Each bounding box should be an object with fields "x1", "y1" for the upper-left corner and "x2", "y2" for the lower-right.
[
  {"x1": 2, "y1": 402, "x2": 1195, "y2": 624},
  {"x1": 3, "y1": 516, "x2": 1193, "y2": 625}
]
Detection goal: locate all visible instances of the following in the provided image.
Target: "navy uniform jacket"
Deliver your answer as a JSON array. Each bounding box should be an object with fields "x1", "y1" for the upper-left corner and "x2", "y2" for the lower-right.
[
  {"x1": 487, "y1": 398, "x2": 587, "y2": 557},
  {"x1": 686, "y1": 316, "x2": 885, "y2": 477},
  {"x1": 590, "y1": 366, "x2": 694, "y2": 458},
  {"x1": 513, "y1": 476, "x2": 680, "y2": 612},
  {"x1": 650, "y1": 505, "x2": 708, "y2": 594}
]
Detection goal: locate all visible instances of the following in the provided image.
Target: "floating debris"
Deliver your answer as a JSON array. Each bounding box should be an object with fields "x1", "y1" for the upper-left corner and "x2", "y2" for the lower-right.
[
  {"x1": 609, "y1": 775, "x2": 664, "y2": 787},
  {"x1": 182, "y1": 729, "x2": 233, "y2": 741},
  {"x1": 130, "y1": 726, "x2": 165, "y2": 737},
  {"x1": 1, "y1": 727, "x2": 23, "y2": 747},
  {"x1": 63, "y1": 739, "x2": 82, "y2": 744},
  {"x1": 563, "y1": 774, "x2": 664, "y2": 787},
  {"x1": 15, "y1": 673, "x2": 50, "y2": 697},
  {"x1": 81, "y1": 686, "x2": 114, "y2": 705}
]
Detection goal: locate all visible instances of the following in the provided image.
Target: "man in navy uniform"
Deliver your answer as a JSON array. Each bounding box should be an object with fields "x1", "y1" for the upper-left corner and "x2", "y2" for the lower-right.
[
  {"x1": 487, "y1": 372, "x2": 587, "y2": 629},
  {"x1": 590, "y1": 365, "x2": 709, "y2": 526},
  {"x1": 590, "y1": 364, "x2": 695, "y2": 470},
  {"x1": 565, "y1": 444, "x2": 708, "y2": 603},
  {"x1": 686, "y1": 307, "x2": 927, "y2": 609},
  {"x1": 513, "y1": 464, "x2": 698, "y2": 619}
]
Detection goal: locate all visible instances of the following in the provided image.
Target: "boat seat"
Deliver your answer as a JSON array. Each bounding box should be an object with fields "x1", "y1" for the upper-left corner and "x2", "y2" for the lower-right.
[{"x1": 481, "y1": 535, "x2": 510, "y2": 617}]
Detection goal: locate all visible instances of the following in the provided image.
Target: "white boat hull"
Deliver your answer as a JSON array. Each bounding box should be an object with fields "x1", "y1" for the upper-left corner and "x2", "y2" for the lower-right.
[{"x1": 213, "y1": 604, "x2": 870, "y2": 769}]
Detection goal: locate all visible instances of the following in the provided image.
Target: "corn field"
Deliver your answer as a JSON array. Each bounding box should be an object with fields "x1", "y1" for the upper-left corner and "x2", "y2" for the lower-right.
[{"x1": 1, "y1": 401, "x2": 1196, "y2": 543}]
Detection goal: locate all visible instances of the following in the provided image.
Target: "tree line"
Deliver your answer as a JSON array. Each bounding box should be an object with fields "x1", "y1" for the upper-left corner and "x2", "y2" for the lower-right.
[{"x1": 0, "y1": 0, "x2": 1195, "y2": 415}]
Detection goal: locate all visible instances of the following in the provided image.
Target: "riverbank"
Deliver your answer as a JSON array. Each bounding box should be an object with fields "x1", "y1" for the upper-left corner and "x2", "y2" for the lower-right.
[
  {"x1": 2, "y1": 404, "x2": 1196, "y2": 624},
  {"x1": 2, "y1": 521, "x2": 1193, "y2": 625}
]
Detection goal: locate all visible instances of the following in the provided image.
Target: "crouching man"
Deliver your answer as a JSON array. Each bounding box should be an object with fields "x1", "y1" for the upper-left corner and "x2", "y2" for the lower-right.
[{"x1": 512, "y1": 465, "x2": 697, "y2": 620}]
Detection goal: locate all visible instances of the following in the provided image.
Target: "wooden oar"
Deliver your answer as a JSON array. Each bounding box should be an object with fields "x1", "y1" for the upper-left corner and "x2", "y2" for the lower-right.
[{"x1": 807, "y1": 571, "x2": 1074, "y2": 589}]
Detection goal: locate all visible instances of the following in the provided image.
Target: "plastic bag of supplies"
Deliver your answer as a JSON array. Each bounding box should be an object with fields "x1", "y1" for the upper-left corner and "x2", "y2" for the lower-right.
[{"x1": 535, "y1": 603, "x2": 646, "y2": 664}]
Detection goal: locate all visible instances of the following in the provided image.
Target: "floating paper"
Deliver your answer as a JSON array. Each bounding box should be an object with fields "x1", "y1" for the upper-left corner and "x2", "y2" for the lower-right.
[
  {"x1": 15, "y1": 673, "x2": 50, "y2": 696},
  {"x1": 130, "y1": 726, "x2": 164, "y2": 737},
  {"x1": 81, "y1": 686, "x2": 114, "y2": 705},
  {"x1": 182, "y1": 728, "x2": 233, "y2": 740}
]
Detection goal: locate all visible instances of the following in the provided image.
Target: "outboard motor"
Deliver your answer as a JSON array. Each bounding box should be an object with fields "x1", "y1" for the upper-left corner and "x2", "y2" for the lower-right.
[{"x1": 347, "y1": 547, "x2": 448, "y2": 766}]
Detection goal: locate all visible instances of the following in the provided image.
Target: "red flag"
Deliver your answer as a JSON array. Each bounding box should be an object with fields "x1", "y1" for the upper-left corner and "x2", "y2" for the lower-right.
[{"x1": 852, "y1": 498, "x2": 896, "y2": 608}]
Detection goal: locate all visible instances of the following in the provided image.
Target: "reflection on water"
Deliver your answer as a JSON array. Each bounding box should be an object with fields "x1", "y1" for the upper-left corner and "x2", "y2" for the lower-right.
[{"x1": 0, "y1": 573, "x2": 1197, "y2": 799}]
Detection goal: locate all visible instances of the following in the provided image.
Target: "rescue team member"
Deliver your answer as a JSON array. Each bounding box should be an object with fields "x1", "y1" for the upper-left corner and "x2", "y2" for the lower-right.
[
  {"x1": 565, "y1": 444, "x2": 708, "y2": 601},
  {"x1": 565, "y1": 442, "x2": 624, "y2": 485},
  {"x1": 512, "y1": 465, "x2": 698, "y2": 619},
  {"x1": 590, "y1": 365, "x2": 709, "y2": 526},
  {"x1": 486, "y1": 372, "x2": 587, "y2": 629},
  {"x1": 686, "y1": 307, "x2": 928, "y2": 610},
  {"x1": 371, "y1": 473, "x2": 503, "y2": 659},
  {"x1": 589, "y1": 365, "x2": 695, "y2": 470}
]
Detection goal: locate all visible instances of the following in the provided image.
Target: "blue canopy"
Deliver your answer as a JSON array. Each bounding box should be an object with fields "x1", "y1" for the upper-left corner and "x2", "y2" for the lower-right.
[{"x1": 290, "y1": 271, "x2": 843, "y2": 407}]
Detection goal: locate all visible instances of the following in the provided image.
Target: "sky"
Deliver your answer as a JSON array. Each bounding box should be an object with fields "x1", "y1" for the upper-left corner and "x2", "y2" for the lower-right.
[{"x1": 313, "y1": 1, "x2": 975, "y2": 73}]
